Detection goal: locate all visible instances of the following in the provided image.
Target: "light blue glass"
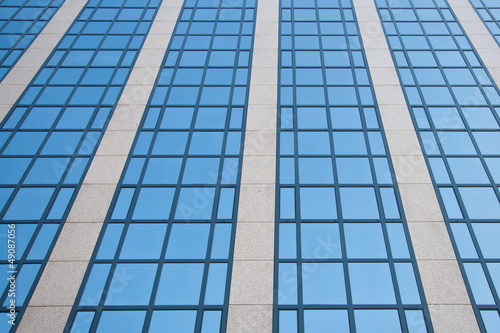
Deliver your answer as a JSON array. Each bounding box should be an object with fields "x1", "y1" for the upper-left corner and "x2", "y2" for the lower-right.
[
  {"x1": 304, "y1": 310, "x2": 349, "y2": 333},
  {"x1": 336, "y1": 158, "x2": 372, "y2": 184},
  {"x1": 472, "y1": 223, "x2": 500, "y2": 258},
  {"x1": 80, "y1": 264, "x2": 111, "y2": 306},
  {"x1": 215, "y1": 188, "x2": 234, "y2": 219},
  {"x1": 463, "y1": 107, "x2": 499, "y2": 129},
  {"x1": 428, "y1": 158, "x2": 451, "y2": 183},
  {"x1": 428, "y1": 107, "x2": 464, "y2": 129},
  {"x1": 183, "y1": 158, "x2": 220, "y2": 184},
  {"x1": 175, "y1": 187, "x2": 215, "y2": 220},
  {"x1": 340, "y1": 187, "x2": 379, "y2": 219},
  {"x1": 195, "y1": 108, "x2": 227, "y2": 129},
  {"x1": 279, "y1": 223, "x2": 296, "y2": 259},
  {"x1": 281, "y1": 188, "x2": 295, "y2": 219},
  {"x1": 298, "y1": 158, "x2": 334, "y2": 184},
  {"x1": 448, "y1": 158, "x2": 489, "y2": 184},
  {"x1": 132, "y1": 187, "x2": 175, "y2": 220},
  {"x1": 96, "y1": 224, "x2": 124, "y2": 259},
  {"x1": 280, "y1": 158, "x2": 295, "y2": 184},
  {"x1": 395, "y1": 263, "x2": 421, "y2": 304},
  {"x1": 152, "y1": 132, "x2": 189, "y2": 155},
  {"x1": 155, "y1": 263, "x2": 204, "y2": 305},
  {"x1": 166, "y1": 224, "x2": 209, "y2": 259},
  {"x1": 450, "y1": 223, "x2": 478, "y2": 259},
  {"x1": 120, "y1": 224, "x2": 167, "y2": 259},
  {"x1": 464, "y1": 263, "x2": 495, "y2": 305},
  {"x1": 2, "y1": 132, "x2": 47, "y2": 156},
  {"x1": 104, "y1": 264, "x2": 157, "y2": 305},
  {"x1": 439, "y1": 187, "x2": 463, "y2": 219},
  {"x1": 301, "y1": 223, "x2": 340, "y2": 259},
  {"x1": 189, "y1": 132, "x2": 224, "y2": 155},
  {"x1": 25, "y1": 158, "x2": 70, "y2": 184},
  {"x1": 279, "y1": 311, "x2": 297, "y2": 333},
  {"x1": 278, "y1": 262, "x2": 297, "y2": 306},
  {"x1": 355, "y1": 310, "x2": 401, "y2": 333},
  {"x1": 26, "y1": 224, "x2": 58, "y2": 260},
  {"x1": 143, "y1": 158, "x2": 182, "y2": 184},
  {"x1": 349, "y1": 263, "x2": 396, "y2": 304},
  {"x1": 473, "y1": 132, "x2": 500, "y2": 154},
  {"x1": 160, "y1": 108, "x2": 194, "y2": 129},
  {"x1": 481, "y1": 310, "x2": 500, "y2": 333},
  {"x1": 21, "y1": 107, "x2": 60, "y2": 129},
  {"x1": 4, "y1": 187, "x2": 54, "y2": 220},
  {"x1": 381, "y1": 187, "x2": 400, "y2": 219},
  {"x1": 300, "y1": 187, "x2": 336, "y2": 219},
  {"x1": 12, "y1": 264, "x2": 41, "y2": 306},
  {"x1": 387, "y1": 223, "x2": 410, "y2": 259},
  {"x1": 332, "y1": 132, "x2": 367, "y2": 155},
  {"x1": 204, "y1": 263, "x2": 227, "y2": 305},
  {"x1": 459, "y1": 187, "x2": 500, "y2": 219},
  {"x1": 345, "y1": 223, "x2": 386, "y2": 258},
  {"x1": 438, "y1": 132, "x2": 476, "y2": 155},
  {"x1": 302, "y1": 263, "x2": 346, "y2": 304},
  {"x1": 96, "y1": 311, "x2": 145, "y2": 333},
  {"x1": 201, "y1": 311, "x2": 222, "y2": 333},
  {"x1": 297, "y1": 108, "x2": 327, "y2": 129},
  {"x1": 211, "y1": 224, "x2": 231, "y2": 259},
  {"x1": 331, "y1": 107, "x2": 362, "y2": 129},
  {"x1": 0, "y1": 158, "x2": 31, "y2": 184},
  {"x1": 298, "y1": 132, "x2": 330, "y2": 155},
  {"x1": 70, "y1": 312, "x2": 94, "y2": 333},
  {"x1": 149, "y1": 311, "x2": 197, "y2": 333}
]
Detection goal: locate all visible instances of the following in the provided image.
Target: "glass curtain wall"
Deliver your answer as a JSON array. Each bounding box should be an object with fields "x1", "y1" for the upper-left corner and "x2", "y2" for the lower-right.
[
  {"x1": 0, "y1": 0, "x2": 66, "y2": 82},
  {"x1": 65, "y1": 0, "x2": 256, "y2": 331},
  {"x1": 375, "y1": 0, "x2": 500, "y2": 331},
  {"x1": 0, "y1": 0, "x2": 162, "y2": 330},
  {"x1": 275, "y1": 0, "x2": 432, "y2": 332},
  {"x1": 469, "y1": 0, "x2": 500, "y2": 46}
]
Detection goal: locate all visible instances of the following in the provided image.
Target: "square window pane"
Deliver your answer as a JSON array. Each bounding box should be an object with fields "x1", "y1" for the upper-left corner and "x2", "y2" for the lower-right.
[{"x1": 349, "y1": 263, "x2": 396, "y2": 304}]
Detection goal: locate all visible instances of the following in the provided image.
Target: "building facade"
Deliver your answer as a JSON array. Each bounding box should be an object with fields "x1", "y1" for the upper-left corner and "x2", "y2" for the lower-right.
[{"x1": 0, "y1": 0, "x2": 499, "y2": 332}]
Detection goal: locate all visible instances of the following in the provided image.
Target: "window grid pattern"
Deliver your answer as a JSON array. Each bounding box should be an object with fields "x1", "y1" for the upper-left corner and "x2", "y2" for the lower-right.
[
  {"x1": 275, "y1": 0, "x2": 432, "y2": 332},
  {"x1": 469, "y1": 0, "x2": 500, "y2": 47},
  {"x1": 0, "y1": 0, "x2": 65, "y2": 82},
  {"x1": 65, "y1": 0, "x2": 256, "y2": 331},
  {"x1": 0, "y1": 0, "x2": 161, "y2": 329},
  {"x1": 376, "y1": 0, "x2": 500, "y2": 331}
]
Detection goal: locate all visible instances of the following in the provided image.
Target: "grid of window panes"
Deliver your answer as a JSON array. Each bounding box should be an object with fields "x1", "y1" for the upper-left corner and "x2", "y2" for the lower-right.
[
  {"x1": 275, "y1": 0, "x2": 432, "y2": 332},
  {"x1": 65, "y1": 0, "x2": 256, "y2": 331},
  {"x1": 0, "y1": 0, "x2": 161, "y2": 330},
  {"x1": 376, "y1": 0, "x2": 500, "y2": 331},
  {"x1": 469, "y1": 0, "x2": 500, "y2": 46},
  {"x1": 0, "y1": 0, "x2": 65, "y2": 83}
]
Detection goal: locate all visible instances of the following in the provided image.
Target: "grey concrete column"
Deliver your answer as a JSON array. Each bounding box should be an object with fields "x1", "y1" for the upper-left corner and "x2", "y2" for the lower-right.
[
  {"x1": 16, "y1": 1, "x2": 183, "y2": 331},
  {"x1": 447, "y1": 0, "x2": 500, "y2": 85},
  {"x1": 225, "y1": 0, "x2": 279, "y2": 332},
  {"x1": 352, "y1": 0, "x2": 479, "y2": 332},
  {"x1": 0, "y1": 0, "x2": 88, "y2": 123}
]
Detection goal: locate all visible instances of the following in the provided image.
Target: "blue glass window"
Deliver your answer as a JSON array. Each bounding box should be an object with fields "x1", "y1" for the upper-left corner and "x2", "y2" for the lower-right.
[
  {"x1": 276, "y1": 0, "x2": 430, "y2": 331},
  {"x1": 66, "y1": 0, "x2": 256, "y2": 331},
  {"x1": 377, "y1": 0, "x2": 500, "y2": 328}
]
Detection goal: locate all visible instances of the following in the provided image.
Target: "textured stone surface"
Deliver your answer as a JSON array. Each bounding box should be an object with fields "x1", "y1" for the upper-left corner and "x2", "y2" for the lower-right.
[
  {"x1": 227, "y1": 305, "x2": 273, "y2": 333},
  {"x1": 237, "y1": 185, "x2": 275, "y2": 223},
  {"x1": 419, "y1": 260, "x2": 471, "y2": 305},
  {"x1": 428, "y1": 305, "x2": 480, "y2": 333},
  {"x1": 229, "y1": 261, "x2": 274, "y2": 305},
  {"x1": 17, "y1": 307, "x2": 72, "y2": 333},
  {"x1": 234, "y1": 223, "x2": 275, "y2": 261},
  {"x1": 50, "y1": 223, "x2": 103, "y2": 261},
  {"x1": 408, "y1": 222, "x2": 457, "y2": 260},
  {"x1": 29, "y1": 262, "x2": 88, "y2": 306}
]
